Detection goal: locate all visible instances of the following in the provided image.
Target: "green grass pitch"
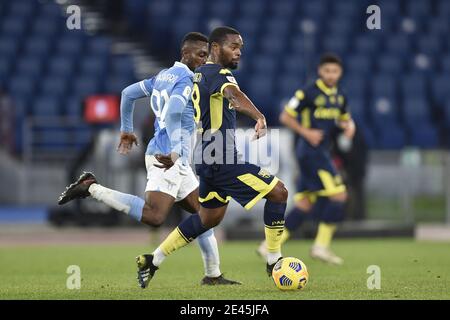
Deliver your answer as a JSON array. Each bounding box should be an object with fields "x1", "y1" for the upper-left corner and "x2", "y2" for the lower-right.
[{"x1": 0, "y1": 239, "x2": 449, "y2": 300}]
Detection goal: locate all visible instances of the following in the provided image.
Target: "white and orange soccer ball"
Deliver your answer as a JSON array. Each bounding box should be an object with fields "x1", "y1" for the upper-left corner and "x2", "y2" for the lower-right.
[{"x1": 272, "y1": 257, "x2": 309, "y2": 291}]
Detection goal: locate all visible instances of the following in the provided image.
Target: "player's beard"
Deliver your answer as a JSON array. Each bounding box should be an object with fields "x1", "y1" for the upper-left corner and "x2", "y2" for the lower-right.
[{"x1": 220, "y1": 50, "x2": 238, "y2": 70}]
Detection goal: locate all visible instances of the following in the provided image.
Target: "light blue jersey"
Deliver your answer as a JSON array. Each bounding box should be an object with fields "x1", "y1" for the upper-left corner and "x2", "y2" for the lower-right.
[{"x1": 120, "y1": 61, "x2": 195, "y2": 163}]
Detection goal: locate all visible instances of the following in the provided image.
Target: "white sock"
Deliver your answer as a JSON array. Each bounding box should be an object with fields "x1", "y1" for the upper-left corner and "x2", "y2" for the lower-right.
[
  {"x1": 267, "y1": 252, "x2": 282, "y2": 265},
  {"x1": 88, "y1": 184, "x2": 144, "y2": 221},
  {"x1": 197, "y1": 229, "x2": 221, "y2": 278},
  {"x1": 152, "y1": 247, "x2": 166, "y2": 267}
]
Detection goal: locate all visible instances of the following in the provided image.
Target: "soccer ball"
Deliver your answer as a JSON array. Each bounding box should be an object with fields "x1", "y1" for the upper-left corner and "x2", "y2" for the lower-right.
[{"x1": 272, "y1": 257, "x2": 309, "y2": 291}]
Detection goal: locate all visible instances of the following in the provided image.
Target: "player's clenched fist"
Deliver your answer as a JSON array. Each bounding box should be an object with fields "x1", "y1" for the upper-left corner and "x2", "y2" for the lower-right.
[{"x1": 117, "y1": 132, "x2": 139, "y2": 155}]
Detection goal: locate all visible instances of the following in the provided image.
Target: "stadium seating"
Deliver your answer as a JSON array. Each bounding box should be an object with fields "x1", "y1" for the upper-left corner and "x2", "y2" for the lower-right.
[
  {"x1": 0, "y1": 0, "x2": 137, "y2": 155},
  {"x1": 1, "y1": 0, "x2": 448, "y2": 152}
]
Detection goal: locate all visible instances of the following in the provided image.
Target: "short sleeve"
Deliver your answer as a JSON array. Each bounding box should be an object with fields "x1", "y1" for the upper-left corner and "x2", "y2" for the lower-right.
[
  {"x1": 209, "y1": 68, "x2": 239, "y2": 95},
  {"x1": 171, "y1": 76, "x2": 193, "y2": 105},
  {"x1": 284, "y1": 89, "x2": 308, "y2": 117}
]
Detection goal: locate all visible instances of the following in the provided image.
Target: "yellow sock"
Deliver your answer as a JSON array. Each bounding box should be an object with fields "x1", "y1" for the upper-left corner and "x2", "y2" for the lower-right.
[
  {"x1": 160, "y1": 227, "x2": 190, "y2": 256},
  {"x1": 280, "y1": 227, "x2": 290, "y2": 246},
  {"x1": 264, "y1": 225, "x2": 284, "y2": 253},
  {"x1": 314, "y1": 223, "x2": 337, "y2": 248}
]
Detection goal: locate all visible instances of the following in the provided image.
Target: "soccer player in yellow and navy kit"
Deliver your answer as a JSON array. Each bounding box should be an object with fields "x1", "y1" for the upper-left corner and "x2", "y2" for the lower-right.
[
  {"x1": 135, "y1": 26, "x2": 289, "y2": 286},
  {"x1": 258, "y1": 54, "x2": 355, "y2": 265}
]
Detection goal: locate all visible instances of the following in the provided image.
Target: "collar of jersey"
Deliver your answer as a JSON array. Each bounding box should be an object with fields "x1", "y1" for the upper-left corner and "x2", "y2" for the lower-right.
[
  {"x1": 174, "y1": 61, "x2": 193, "y2": 75},
  {"x1": 316, "y1": 79, "x2": 337, "y2": 96}
]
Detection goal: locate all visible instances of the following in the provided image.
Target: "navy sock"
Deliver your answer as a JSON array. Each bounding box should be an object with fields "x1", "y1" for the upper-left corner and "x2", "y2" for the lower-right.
[
  {"x1": 285, "y1": 207, "x2": 307, "y2": 232},
  {"x1": 264, "y1": 200, "x2": 286, "y2": 227},
  {"x1": 178, "y1": 214, "x2": 209, "y2": 242}
]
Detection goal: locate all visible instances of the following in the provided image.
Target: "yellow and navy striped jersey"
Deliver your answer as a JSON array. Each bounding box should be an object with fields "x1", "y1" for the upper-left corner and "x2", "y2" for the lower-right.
[
  {"x1": 284, "y1": 78, "x2": 351, "y2": 156},
  {"x1": 192, "y1": 62, "x2": 240, "y2": 164}
]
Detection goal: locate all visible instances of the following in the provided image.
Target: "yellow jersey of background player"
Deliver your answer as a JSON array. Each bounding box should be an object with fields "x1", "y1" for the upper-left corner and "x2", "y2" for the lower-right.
[{"x1": 263, "y1": 53, "x2": 356, "y2": 266}]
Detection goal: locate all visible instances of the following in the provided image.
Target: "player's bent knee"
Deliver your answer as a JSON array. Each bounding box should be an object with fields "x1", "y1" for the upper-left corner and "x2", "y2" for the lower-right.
[
  {"x1": 330, "y1": 191, "x2": 348, "y2": 203},
  {"x1": 266, "y1": 181, "x2": 288, "y2": 203},
  {"x1": 141, "y1": 205, "x2": 167, "y2": 227}
]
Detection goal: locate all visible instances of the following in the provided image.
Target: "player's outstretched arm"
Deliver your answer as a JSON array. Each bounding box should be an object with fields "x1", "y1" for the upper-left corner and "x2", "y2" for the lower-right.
[
  {"x1": 222, "y1": 85, "x2": 267, "y2": 140},
  {"x1": 118, "y1": 80, "x2": 153, "y2": 155}
]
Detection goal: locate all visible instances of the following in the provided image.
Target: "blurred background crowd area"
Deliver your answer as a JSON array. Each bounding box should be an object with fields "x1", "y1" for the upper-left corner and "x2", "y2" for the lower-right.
[{"x1": 0, "y1": 0, "x2": 449, "y2": 234}]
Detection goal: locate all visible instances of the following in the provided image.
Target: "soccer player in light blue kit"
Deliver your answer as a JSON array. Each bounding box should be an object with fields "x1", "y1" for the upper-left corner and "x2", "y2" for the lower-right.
[{"x1": 58, "y1": 32, "x2": 240, "y2": 287}]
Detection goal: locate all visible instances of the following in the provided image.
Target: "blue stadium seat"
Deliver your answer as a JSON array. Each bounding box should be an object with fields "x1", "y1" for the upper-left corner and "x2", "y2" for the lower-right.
[
  {"x1": 348, "y1": 96, "x2": 367, "y2": 122},
  {"x1": 72, "y1": 126, "x2": 94, "y2": 148},
  {"x1": 269, "y1": 0, "x2": 296, "y2": 17},
  {"x1": 385, "y1": 34, "x2": 411, "y2": 55},
  {"x1": 371, "y1": 75, "x2": 397, "y2": 98},
  {"x1": 417, "y1": 35, "x2": 442, "y2": 55},
  {"x1": 0, "y1": 59, "x2": 11, "y2": 85},
  {"x1": 234, "y1": 19, "x2": 259, "y2": 37},
  {"x1": 239, "y1": 0, "x2": 267, "y2": 17},
  {"x1": 34, "y1": 128, "x2": 71, "y2": 148},
  {"x1": 401, "y1": 73, "x2": 426, "y2": 99},
  {"x1": 408, "y1": 123, "x2": 439, "y2": 149},
  {"x1": 87, "y1": 37, "x2": 112, "y2": 56},
  {"x1": 0, "y1": 35, "x2": 20, "y2": 56},
  {"x1": 8, "y1": 76, "x2": 36, "y2": 97},
  {"x1": 342, "y1": 74, "x2": 367, "y2": 99},
  {"x1": 57, "y1": 36, "x2": 85, "y2": 56},
  {"x1": 333, "y1": 0, "x2": 360, "y2": 17},
  {"x1": 290, "y1": 35, "x2": 318, "y2": 54},
  {"x1": 15, "y1": 56, "x2": 43, "y2": 78},
  {"x1": 441, "y1": 54, "x2": 450, "y2": 73},
  {"x1": 48, "y1": 56, "x2": 76, "y2": 76},
  {"x1": 32, "y1": 17, "x2": 59, "y2": 39},
  {"x1": 31, "y1": 96, "x2": 61, "y2": 117},
  {"x1": 431, "y1": 74, "x2": 450, "y2": 108},
  {"x1": 260, "y1": 34, "x2": 286, "y2": 55},
  {"x1": 265, "y1": 18, "x2": 291, "y2": 35},
  {"x1": 111, "y1": 55, "x2": 135, "y2": 78},
  {"x1": 438, "y1": 0, "x2": 450, "y2": 17},
  {"x1": 301, "y1": 0, "x2": 327, "y2": 18},
  {"x1": 79, "y1": 55, "x2": 109, "y2": 77},
  {"x1": 370, "y1": 97, "x2": 398, "y2": 125},
  {"x1": 65, "y1": 97, "x2": 83, "y2": 118},
  {"x1": 72, "y1": 76, "x2": 101, "y2": 99},
  {"x1": 321, "y1": 35, "x2": 348, "y2": 55},
  {"x1": 376, "y1": 125, "x2": 406, "y2": 149},
  {"x1": 250, "y1": 55, "x2": 278, "y2": 74},
  {"x1": 8, "y1": 1, "x2": 36, "y2": 17},
  {"x1": 39, "y1": 2, "x2": 63, "y2": 18},
  {"x1": 40, "y1": 76, "x2": 68, "y2": 97},
  {"x1": 406, "y1": 0, "x2": 431, "y2": 18},
  {"x1": 353, "y1": 35, "x2": 380, "y2": 55},
  {"x1": 104, "y1": 76, "x2": 135, "y2": 95},
  {"x1": 427, "y1": 17, "x2": 449, "y2": 35},
  {"x1": 24, "y1": 36, "x2": 52, "y2": 57},
  {"x1": 1, "y1": 16, "x2": 28, "y2": 36},
  {"x1": 282, "y1": 54, "x2": 307, "y2": 75},
  {"x1": 177, "y1": 0, "x2": 204, "y2": 17},
  {"x1": 346, "y1": 54, "x2": 372, "y2": 74},
  {"x1": 377, "y1": 54, "x2": 404, "y2": 74},
  {"x1": 276, "y1": 73, "x2": 303, "y2": 101},
  {"x1": 171, "y1": 17, "x2": 200, "y2": 46},
  {"x1": 327, "y1": 18, "x2": 353, "y2": 36},
  {"x1": 208, "y1": 0, "x2": 236, "y2": 21},
  {"x1": 246, "y1": 73, "x2": 274, "y2": 118},
  {"x1": 401, "y1": 99, "x2": 430, "y2": 127}
]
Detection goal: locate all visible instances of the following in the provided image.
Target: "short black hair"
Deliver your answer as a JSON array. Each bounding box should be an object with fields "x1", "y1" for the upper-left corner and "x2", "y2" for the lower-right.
[
  {"x1": 182, "y1": 32, "x2": 208, "y2": 45},
  {"x1": 208, "y1": 26, "x2": 240, "y2": 46},
  {"x1": 319, "y1": 53, "x2": 343, "y2": 67}
]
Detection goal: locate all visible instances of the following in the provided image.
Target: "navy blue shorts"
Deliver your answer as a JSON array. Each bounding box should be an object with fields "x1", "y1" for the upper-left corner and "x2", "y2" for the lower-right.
[
  {"x1": 295, "y1": 152, "x2": 346, "y2": 203},
  {"x1": 196, "y1": 163, "x2": 279, "y2": 210}
]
